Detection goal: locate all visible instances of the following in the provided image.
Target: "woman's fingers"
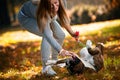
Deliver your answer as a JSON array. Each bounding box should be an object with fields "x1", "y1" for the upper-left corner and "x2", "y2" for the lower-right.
[{"x1": 59, "y1": 49, "x2": 74, "y2": 57}]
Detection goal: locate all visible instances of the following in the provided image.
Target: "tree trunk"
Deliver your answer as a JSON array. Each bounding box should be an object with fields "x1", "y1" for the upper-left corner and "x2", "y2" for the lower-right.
[
  {"x1": 105, "y1": 0, "x2": 120, "y2": 19},
  {"x1": 10, "y1": 0, "x2": 16, "y2": 22},
  {"x1": 0, "y1": 0, "x2": 11, "y2": 28}
]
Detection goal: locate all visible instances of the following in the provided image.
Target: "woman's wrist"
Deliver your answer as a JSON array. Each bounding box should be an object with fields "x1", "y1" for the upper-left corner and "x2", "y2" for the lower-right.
[
  {"x1": 72, "y1": 31, "x2": 79, "y2": 37},
  {"x1": 69, "y1": 30, "x2": 75, "y2": 37},
  {"x1": 59, "y1": 49, "x2": 73, "y2": 57}
]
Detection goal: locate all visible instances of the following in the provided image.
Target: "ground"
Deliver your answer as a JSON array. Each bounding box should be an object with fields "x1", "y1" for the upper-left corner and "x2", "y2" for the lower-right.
[{"x1": 0, "y1": 19, "x2": 120, "y2": 80}]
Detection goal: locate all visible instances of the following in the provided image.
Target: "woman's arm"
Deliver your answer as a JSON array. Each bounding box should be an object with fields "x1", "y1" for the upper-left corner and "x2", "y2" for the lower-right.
[
  {"x1": 42, "y1": 21, "x2": 74, "y2": 57},
  {"x1": 43, "y1": 21, "x2": 62, "y2": 53},
  {"x1": 64, "y1": 24, "x2": 77, "y2": 37}
]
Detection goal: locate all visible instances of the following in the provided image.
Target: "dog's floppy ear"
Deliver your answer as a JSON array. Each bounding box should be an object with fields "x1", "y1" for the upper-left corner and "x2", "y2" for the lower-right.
[{"x1": 96, "y1": 43, "x2": 104, "y2": 55}]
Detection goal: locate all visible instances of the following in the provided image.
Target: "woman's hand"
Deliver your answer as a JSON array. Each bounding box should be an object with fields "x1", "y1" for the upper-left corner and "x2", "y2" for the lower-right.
[
  {"x1": 59, "y1": 49, "x2": 75, "y2": 57},
  {"x1": 72, "y1": 31, "x2": 80, "y2": 41}
]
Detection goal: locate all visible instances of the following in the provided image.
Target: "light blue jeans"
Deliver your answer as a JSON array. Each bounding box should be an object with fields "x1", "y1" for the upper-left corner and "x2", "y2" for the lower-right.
[{"x1": 18, "y1": 12, "x2": 65, "y2": 67}]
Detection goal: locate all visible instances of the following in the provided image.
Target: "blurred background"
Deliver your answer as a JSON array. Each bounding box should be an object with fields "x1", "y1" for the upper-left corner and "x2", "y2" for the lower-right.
[{"x1": 0, "y1": 0, "x2": 120, "y2": 27}]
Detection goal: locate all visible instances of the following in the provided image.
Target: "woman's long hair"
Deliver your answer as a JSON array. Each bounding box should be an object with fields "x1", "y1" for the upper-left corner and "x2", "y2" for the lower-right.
[{"x1": 36, "y1": 0, "x2": 70, "y2": 32}]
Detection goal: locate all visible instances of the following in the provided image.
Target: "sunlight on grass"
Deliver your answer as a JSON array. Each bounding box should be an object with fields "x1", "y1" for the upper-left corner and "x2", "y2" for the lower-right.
[
  {"x1": 20, "y1": 67, "x2": 40, "y2": 80},
  {"x1": 0, "y1": 19, "x2": 120, "y2": 80},
  {"x1": 103, "y1": 70, "x2": 114, "y2": 80},
  {"x1": 103, "y1": 57, "x2": 120, "y2": 79},
  {"x1": 0, "y1": 31, "x2": 41, "y2": 45},
  {"x1": 76, "y1": 19, "x2": 120, "y2": 36},
  {"x1": 104, "y1": 57, "x2": 120, "y2": 70},
  {"x1": 0, "y1": 66, "x2": 41, "y2": 80},
  {"x1": 2, "y1": 69, "x2": 19, "y2": 78},
  {"x1": 105, "y1": 40, "x2": 120, "y2": 47},
  {"x1": 0, "y1": 19, "x2": 120, "y2": 45}
]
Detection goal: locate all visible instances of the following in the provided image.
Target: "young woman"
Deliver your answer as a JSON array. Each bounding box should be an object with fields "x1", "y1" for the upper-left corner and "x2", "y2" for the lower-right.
[{"x1": 18, "y1": 0, "x2": 78, "y2": 76}]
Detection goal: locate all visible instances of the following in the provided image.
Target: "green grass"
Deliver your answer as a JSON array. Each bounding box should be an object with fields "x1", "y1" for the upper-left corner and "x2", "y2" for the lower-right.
[{"x1": 82, "y1": 20, "x2": 120, "y2": 37}]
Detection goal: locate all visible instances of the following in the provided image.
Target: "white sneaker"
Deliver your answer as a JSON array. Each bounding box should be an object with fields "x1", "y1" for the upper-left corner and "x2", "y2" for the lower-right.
[
  {"x1": 42, "y1": 65, "x2": 57, "y2": 76},
  {"x1": 46, "y1": 60, "x2": 57, "y2": 65}
]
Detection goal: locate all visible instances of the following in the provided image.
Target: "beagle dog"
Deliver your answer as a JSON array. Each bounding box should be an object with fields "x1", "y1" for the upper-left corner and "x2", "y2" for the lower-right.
[{"x1": 46, "y1": 40, "x2": 104, "y2": 75}]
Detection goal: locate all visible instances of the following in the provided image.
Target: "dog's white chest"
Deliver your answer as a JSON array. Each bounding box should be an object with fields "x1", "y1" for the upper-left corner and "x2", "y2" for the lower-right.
[{"x1": 80, "y1": 47, "x2": 94, "y2": 65}]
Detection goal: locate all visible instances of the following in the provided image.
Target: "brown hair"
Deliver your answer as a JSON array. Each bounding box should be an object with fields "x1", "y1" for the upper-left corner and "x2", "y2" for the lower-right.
[{"x1": 36, "y1": 0, "x2": 70, "y2": 32}]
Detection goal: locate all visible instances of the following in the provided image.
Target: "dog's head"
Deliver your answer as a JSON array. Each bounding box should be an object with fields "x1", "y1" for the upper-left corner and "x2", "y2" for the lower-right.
[
  {"x1": 65, "y1": 56, "x2": 85, "y2": 75},
  {"x1": 96, "y1": 43, "x2": 104, "y2": 55}
]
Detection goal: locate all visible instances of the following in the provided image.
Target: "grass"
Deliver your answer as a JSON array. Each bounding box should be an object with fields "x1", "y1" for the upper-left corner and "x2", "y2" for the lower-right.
[{"x1": 0, "y1": 19, "x2": 120, "y2": 80}]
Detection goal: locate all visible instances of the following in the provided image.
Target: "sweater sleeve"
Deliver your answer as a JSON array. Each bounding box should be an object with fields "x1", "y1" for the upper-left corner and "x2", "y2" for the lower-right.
[{"x1": 42, "y1": 21, "x2": 62, "y2": 53}]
